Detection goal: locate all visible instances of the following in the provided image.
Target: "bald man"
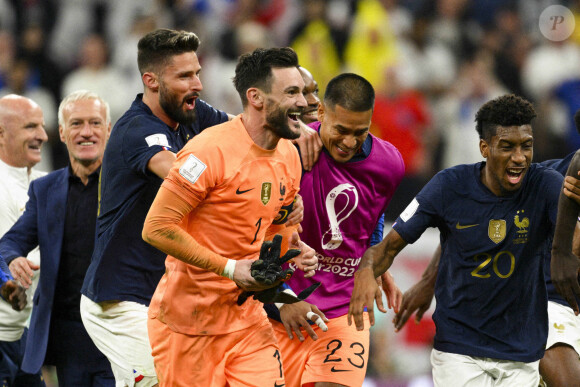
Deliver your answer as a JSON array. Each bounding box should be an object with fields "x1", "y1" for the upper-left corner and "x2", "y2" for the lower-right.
[{"x1": 0, "y1": 94, "x2": 47, "y2": 386}]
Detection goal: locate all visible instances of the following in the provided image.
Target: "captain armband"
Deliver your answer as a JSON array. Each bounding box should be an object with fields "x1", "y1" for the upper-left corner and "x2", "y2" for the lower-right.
[{"x1": 272, "y1": 198, "x2": 295, "y2": 225}]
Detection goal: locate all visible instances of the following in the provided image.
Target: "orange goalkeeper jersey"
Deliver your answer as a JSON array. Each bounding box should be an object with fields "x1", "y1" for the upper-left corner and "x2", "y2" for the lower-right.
[{"x1": 148, "y1": 115, "x2": 301, "y2": 335}]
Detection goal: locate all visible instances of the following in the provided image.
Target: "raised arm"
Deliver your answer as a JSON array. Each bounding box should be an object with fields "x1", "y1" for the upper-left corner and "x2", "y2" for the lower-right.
[{"x1": 551, "y1": 150, "x2": 580, "y2": 314}]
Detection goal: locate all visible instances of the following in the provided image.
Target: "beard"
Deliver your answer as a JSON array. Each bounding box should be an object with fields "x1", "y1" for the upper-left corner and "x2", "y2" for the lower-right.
[
  {"x1": 264, "y1": 98, "x2": 301, "y2": 140},
  {"x1": 159, "y1": 81, "x2": 198, "y2": 126}
]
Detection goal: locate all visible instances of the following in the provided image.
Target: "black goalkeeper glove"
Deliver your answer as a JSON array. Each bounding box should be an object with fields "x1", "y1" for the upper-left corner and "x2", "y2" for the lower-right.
[
  {"x1": 238, "y1": 234, "x2": 318, "y2": 305},
  {"x1": 237, "y1": 282, "x2": 321, "y2": 306},
  {"x1": 250, "y1": 234, "x2": 300, "y2": 285}
]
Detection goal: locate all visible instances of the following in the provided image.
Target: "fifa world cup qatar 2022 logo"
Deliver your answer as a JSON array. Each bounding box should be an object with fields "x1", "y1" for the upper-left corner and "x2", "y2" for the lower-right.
[{"x1": 322, "y1": 183, "x2": 359, "y2": 250}]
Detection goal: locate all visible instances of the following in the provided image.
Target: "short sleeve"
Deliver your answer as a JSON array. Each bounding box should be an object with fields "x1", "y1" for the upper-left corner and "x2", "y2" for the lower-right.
[
  {"x1": 121, "y1": 115, "x2": 176, "y2": 176},
  {"x1": 162, "y1": 137, "x2": 224, "y2": 208},
  {"x1": 393, "y1": 171, "x2": 444, "y2": 244}
]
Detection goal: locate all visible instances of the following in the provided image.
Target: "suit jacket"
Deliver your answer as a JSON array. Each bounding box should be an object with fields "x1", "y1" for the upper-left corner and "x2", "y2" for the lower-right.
[{"x1": 0, "y1": 167, "x2": 71, "y2": 373}]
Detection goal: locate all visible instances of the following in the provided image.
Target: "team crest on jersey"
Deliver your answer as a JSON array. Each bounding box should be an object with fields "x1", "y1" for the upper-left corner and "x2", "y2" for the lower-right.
[
  {"x1": 513, "y1": 210, "x2": 529, "y2": 244},
  {"x1": 488, "y1": 219, "x2": 506, "y2": 244},
  {"x1": 261, "y1": 182, "x2": 272, "y2": 205}
]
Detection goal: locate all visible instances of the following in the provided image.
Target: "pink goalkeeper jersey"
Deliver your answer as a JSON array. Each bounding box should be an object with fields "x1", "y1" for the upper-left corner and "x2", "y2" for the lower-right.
[{"x1": 288, "y1": 129, "x2": 404, "y2": 318}]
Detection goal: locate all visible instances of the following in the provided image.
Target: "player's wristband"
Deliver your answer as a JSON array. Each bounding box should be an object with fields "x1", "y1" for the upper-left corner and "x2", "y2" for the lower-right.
[
  {"x1": 275, "y1": 288, "x2": 298, "y2": 310},
  {"x1": 221, "y1": 259, "x2": 236, "y2": 280}
]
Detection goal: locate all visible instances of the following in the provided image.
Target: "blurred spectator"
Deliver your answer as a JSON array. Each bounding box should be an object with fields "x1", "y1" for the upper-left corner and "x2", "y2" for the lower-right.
[
  {"x1": 0, "y1": 59, "x2": 57, "y2": 172},
  {"x1": 481, "y1": 6, "x2": 532, "y2": 98},
  {"x1": 572, "y1": 0, "x2": 580, "y2": 45},
  {"x1": 522, "y1": 39, "x2": 580, "y2": 159},
  {"x1": 344, "y1": 0, "x2": 398, "y2": 88},
  {"x1": 290, "y1": 0, "x2": 344, "y2": 96},
  {"x1": 111, "y1": 12, "x2": 157, "y2": 96},
  {"x1": 61, "y1": 33, "x2": 131, "y2": 124},
  {"x1": 372, "y1": 66, "x2": 433, "y2": 178},
  {"x1": 103, "y1": 0, "x2": 164, "y2": 54},
  {"x1": 0, "y1": 0, "x2": 15, "y2": 32},
  {"x1": 202, "y1": 21, "x2": 272, "y2": 114},
  {"x1": 435, "y1": 51, "x2": 507, "y2": 169},
  {"x1": 424, "y1": 0, "x2": 472, "y2": 59},
  {"x1": 467, "y1": 0, "x2": 511, "y2": 29},
  {"x1": 0, "y1": 0, "x2": 57, "y2": 38},
  {"x1": 396, "y1": 17, "x2": 457, "y2": 96},
  {"x1": 0, "y1": 31, "x2": 16, "y2": 91},
  {"x1": 379, "y1": 0, "x2": 414, "y2": 38},
  {"x1": 517, "y1": 0, "x2": 561, "y2": 40},
  {"x1": 49, "y1": 0, "x2": 101, "y2": 71},
  {"x1": 522, "y1": 40, "x2": 580, "y2": 102},
  {"x1": 371, "y1": 65, "x2": 434, "y2": 220},
  {"x1": 553, "y1": 78, "x2": 580, "y2": 154},
  {"x1": 0, "y1": 59, "x2": 57, "y2": 133},
  {"x1": 49, "y1": 0, "x2": 163, "y2": 72},
  {"x1": 18, "y1": 25, "x2": 64, "y2": 103}
]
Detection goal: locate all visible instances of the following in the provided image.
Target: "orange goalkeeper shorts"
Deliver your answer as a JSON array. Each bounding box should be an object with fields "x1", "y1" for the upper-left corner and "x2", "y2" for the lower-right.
[
  {"x1": 148, "y1": 316, "x2": 285, "y2": 387},
  {"x1": 272, "y1": 313, "x2": 370, "y2": 387}
]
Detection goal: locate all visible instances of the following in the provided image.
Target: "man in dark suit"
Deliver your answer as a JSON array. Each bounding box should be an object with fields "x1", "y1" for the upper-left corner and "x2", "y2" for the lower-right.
[{"x1": 0, "y1": 90, "x2": 114, "y2": 386}]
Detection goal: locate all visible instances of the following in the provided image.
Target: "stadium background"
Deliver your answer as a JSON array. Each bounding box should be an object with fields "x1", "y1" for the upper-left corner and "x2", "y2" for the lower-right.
[{"x1": 0, "y1": 0, "x2": 578, "y2": 385}]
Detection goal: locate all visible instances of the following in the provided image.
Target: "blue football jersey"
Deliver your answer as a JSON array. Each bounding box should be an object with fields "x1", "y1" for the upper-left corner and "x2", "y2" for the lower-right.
[
  {"x1": 394, "y1": 162, "x2": 562, "y2": 362},
  {"x1": 82, "y1": 94, "x2": 228, "y2": 305}
]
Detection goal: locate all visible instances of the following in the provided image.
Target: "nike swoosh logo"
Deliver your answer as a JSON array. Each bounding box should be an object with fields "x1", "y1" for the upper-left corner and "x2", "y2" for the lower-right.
[
  {"x1": 274, "y1": 383, "x2": 285, "y2": 387},
  {"x1": 236, "y1": 187, "x2": 254, "y2": 195},
  {"x1": 456, "y1": 222, "x2": 479, "y2": 229},
  {"x1": 330, "y1": 366, "x2": 351, "y2": 373}
]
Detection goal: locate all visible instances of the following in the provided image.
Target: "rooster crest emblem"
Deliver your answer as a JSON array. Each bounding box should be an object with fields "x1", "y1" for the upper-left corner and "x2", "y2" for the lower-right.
[{"x1": 514, "y1": 210, "x2": 529, "y2": 234}]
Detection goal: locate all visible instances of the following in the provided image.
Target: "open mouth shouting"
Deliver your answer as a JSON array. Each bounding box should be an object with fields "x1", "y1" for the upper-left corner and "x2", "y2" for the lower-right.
[
  {"x1": 288, "y1": 111, "x2": 301, "y2": 122},
  {"x1": 183, "y1": 93, "x2": 199, "y2": 111},
  {"x1": 506, "y1": 167, "x2": 525, "y2": 185}
]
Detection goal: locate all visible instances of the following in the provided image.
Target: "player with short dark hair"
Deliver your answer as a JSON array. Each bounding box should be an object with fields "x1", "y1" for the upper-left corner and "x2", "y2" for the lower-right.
[
  {"x1": 142, "y1": 46, "x2": 317, "y2": 386},
  {"x1": 394, "y1": 108, "x2": 580, "y2": 386},
  {"x1": 349, "y1": 94, "x2": 563, "y2": 386},
  {"x1": 137, "y1": 28, "x2": 200, "y2": 76},
  {"x1": 268, "y1": 73, "x2": 404, "y2": 387},
  {"x1": 474, "y1": 94, "x2": 537, "y2": 141},
  {"x1": 80, "y1": 28, "x2": 229, "y2": 387}
]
